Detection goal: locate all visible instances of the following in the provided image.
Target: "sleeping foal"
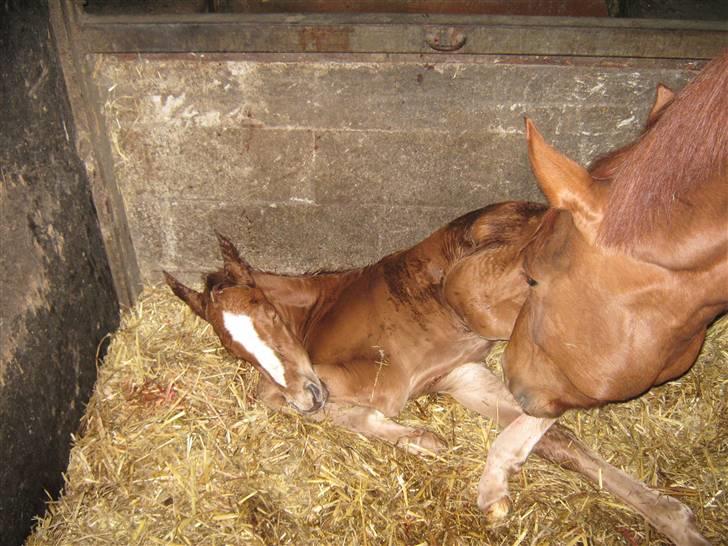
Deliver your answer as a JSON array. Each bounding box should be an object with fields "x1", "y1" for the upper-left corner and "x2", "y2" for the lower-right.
[{"x1": 165, "y1": 200, "x2": 706, "y2": 545}]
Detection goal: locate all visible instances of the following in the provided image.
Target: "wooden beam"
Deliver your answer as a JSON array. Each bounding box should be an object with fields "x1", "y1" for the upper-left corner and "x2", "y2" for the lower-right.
[
  {"x1": 75, "y1": 12, "x2": 727, "y2": 58},
  {"x1": 50, "y1": 0, "x2": 142, "y2": 307}
]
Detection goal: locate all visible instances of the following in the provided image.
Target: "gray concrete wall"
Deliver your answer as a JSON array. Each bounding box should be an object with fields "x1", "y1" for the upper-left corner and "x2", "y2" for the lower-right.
[
  {"x1": 95, "y1": 55, "x2": 696, "y2": 285},
  {"x1": 0, "y1": 3, "x2": 119, "y2": 544}
]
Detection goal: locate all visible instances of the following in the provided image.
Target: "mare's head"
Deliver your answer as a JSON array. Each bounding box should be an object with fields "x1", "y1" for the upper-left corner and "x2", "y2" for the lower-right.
[
  {"x1": 504, "y1": 56, "x2": 728, "y2": 417},
  {"x1": 164, "y1": 234, "x2": 327, "y2": 413}
]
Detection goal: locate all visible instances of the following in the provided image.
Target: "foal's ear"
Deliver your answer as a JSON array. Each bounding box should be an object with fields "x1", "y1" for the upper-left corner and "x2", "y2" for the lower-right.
[
  {"x1": 163, "y1": 271, "x2": 206, "y2": 319},
  {"x1": 648, "y1": 84, "x2": 674, "y2": 124},
  {"x1": 525, "y1": 118, "x2": 602, "y2": 240},
  {"x1": 215, "y1": 231, "x2": 255, "y2": 286}
]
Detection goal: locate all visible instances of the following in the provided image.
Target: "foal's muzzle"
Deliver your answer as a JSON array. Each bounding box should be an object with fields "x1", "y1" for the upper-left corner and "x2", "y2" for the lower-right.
[{"x1": 304, "y1": 380, "x2": 328, "y2": 413}]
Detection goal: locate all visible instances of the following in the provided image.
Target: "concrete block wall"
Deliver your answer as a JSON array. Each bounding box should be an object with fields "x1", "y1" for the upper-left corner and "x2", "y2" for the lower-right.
[{"x1": 95, "y1": 55, "x2": 695, "y2": 285}]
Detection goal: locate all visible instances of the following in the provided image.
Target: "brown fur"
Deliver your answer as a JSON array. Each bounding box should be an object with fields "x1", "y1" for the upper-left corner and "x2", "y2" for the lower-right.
[
  {"x1": 505, "y1": 56, "x2": 728, "y2": 428},
  {"x1": 167, "y1": 200, "x2": 707, "y2": 545},
  {"x1": 598, "y1": 52, "x2": 728, "y2": 246}
]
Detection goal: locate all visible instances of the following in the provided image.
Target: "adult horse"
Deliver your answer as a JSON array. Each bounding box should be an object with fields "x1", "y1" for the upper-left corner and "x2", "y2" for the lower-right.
[
  {"x1": 503, "y1": 52, "x2": 727, "y2": 418},
  {"x1": 166, "y1": 200, "x2": 707, "y2": 544}
]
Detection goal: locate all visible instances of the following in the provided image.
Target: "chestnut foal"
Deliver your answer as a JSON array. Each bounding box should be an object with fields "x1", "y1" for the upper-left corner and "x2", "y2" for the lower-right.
[{"x1": 165, "y1": 200, "x2": 707, "y2": 545}]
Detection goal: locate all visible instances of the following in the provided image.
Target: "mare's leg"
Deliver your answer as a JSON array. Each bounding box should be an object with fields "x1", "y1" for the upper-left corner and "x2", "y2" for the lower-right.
[{"x1": 434, "y1": 363, "x2": 709, "y2": 546}]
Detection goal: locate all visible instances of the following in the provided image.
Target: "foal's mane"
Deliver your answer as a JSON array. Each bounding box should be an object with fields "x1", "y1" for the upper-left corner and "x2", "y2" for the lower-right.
[
  {"x1": 204, "y1": 270, "x2": 232, "y2": 292},
  {"x1": 596, "y1": 52, "x2": 728, "y2": 246}
]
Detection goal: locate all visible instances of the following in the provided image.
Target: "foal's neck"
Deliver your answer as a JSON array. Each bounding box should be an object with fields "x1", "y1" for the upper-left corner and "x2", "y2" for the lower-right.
[{"x1": 251, "y1": 268, "x2": 366, "y2": 338}]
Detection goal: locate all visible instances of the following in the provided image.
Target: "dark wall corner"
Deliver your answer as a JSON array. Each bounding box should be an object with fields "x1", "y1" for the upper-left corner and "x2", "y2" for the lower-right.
[{"x1": 0, "y1": 2, "x2": 120, "y2": 545}]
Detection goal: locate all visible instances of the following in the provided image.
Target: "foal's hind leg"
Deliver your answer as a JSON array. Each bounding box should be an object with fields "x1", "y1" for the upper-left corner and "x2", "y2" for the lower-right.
[
  {"x1": 536, "y1": 426, "x2": 709, "y2": 546},
  {"x1": 434, "y1": 363, "x2": 709, "y2": 545}
]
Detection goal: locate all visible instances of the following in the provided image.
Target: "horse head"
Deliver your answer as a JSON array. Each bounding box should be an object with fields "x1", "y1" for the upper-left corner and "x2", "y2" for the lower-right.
[
  {"x1": 503, "y1": 65, "x2": 728, "y2": 418},
  {"x1": 164, "y1": 233, "x2": 327, "y2": 413}
]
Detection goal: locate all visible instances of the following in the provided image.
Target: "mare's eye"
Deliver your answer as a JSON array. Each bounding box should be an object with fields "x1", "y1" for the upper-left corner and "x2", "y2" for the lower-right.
[{"x1": 524, "y1": 274, "x2": 538, "y2": 287}]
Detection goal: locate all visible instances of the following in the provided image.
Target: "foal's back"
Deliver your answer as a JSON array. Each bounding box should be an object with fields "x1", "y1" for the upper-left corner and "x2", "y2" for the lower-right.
[{"x1": 295, "y1": 201, "x2": 547, "y2": 413}]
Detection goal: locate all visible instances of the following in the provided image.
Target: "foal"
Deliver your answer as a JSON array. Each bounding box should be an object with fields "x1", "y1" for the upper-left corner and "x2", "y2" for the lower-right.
[{"x1": 165, "y1": 200, "x2": 707, "y2": 545}]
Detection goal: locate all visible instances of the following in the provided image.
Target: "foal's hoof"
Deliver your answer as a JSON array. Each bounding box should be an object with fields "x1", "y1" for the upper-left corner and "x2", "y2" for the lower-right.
[
  {"x1": 397, "y1": 430, "x2": 446, "y2": 455},
  {"x1": 480, "y1": 496, "x2": 511, "y2": 524}
]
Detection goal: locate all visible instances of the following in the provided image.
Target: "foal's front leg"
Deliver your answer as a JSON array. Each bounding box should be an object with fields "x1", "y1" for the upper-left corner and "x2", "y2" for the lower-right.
[
  {"x1": 313, "y1": 403, "x2": 446, "y2": 455},
  {"x1": 257, "y1": 374, "x2": 444, "y2": 455},
  {"x1": 479, "y1": 413, "x2": 556, "y2": 520},
  {"x1": 256, "y1": 376, "x2": 286, "y2": 410},
  {"x1": 435, "y1": 363, "x2": 709, "y2": 546}
]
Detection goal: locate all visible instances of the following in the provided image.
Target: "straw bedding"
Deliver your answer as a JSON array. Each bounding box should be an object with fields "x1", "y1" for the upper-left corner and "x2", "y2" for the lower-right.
[{"x1": 28, "y1": 287, "x2": 727, "y2": 545}]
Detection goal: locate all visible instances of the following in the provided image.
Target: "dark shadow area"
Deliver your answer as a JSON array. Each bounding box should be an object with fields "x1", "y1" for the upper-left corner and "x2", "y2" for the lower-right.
[
  {"x1": 83, "y1": 0, "x2": 728, "y2": 19},
  {"x1": 0, "y1": 2, "x2": 120, "y2": 545},
  {"x1": 619, "y1": 0, "x2": 728, "y2": 19}
]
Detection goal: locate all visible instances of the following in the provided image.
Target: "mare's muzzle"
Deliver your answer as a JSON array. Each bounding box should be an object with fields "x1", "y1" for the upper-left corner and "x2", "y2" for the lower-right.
[{"x1": 508, "y1": 379, "x2": 566, "y2": 418}]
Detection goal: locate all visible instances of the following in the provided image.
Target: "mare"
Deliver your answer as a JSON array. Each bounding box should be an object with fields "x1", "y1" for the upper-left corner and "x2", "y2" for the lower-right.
[
  {"x1": 503, "y1": 52, "x2": 728, "y2": 419},
  {"x1": 166, "y1": 203, "x2": 707, "y2": 543}
]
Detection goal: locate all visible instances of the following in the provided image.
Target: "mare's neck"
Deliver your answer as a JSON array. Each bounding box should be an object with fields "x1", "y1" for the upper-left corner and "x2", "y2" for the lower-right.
[
  {"x1": 621, "y1": 173, "x2": 728, "y2": 327},
  {"x1": 628, "y1": 173, "x2": 727, "y2": 273}
]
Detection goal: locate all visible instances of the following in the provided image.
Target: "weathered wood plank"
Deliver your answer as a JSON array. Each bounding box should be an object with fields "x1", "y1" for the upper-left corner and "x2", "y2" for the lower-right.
[
  {"x1": 49, "y1": 1, "x2": 142, "y2": 306},
  {"x1": 77, "y1": 13, "x2": 727, "y2": 58}
]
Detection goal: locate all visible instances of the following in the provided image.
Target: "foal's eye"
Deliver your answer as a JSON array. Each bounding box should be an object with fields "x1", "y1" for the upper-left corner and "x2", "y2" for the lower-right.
[{"x1": 524, "y1": 274, "x2": 538, "y2": 287}]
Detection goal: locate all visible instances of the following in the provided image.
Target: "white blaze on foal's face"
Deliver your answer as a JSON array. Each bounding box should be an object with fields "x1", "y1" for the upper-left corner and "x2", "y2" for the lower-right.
[{"x1": 222, "y1": 311, "x2": 287, "y2": 387}]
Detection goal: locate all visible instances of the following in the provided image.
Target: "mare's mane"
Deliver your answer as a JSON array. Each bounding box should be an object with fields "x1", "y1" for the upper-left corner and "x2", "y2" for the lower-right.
[
  {"x1": 596, "y1": 53, "x2": 728, "y2": 246},
  {"x1": 588, "y1": 94, "x2": 670, "y2": 182}
]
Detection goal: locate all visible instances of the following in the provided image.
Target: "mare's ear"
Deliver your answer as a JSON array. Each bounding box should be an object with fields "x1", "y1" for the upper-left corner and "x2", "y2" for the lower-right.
[
  {"x1": 163, "y1": 271, "x2": 206, "y2": 319},
  {"x1": 215, "y1": 231, "x2": 255, "y2": 286},
  {"x1": 647, "y1": 84, "x2": 674, "y2": 123},
  {"x1": 525, "y1": 118, "x2": 602, "y2": 241}
]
